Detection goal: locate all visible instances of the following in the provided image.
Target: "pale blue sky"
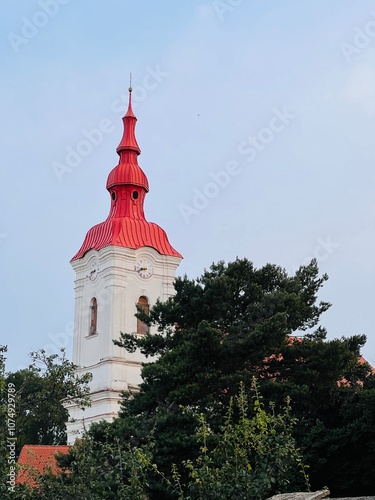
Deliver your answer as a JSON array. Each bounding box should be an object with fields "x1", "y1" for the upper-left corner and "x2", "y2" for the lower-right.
[{"x1": 1, "y1": 0, "x2": 374, "y2": 371}]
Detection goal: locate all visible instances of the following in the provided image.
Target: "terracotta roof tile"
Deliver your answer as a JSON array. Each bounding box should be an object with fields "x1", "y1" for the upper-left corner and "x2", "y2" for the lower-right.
[{"x1": 17, "y1": 444, "x2": 69, "y2": 487}]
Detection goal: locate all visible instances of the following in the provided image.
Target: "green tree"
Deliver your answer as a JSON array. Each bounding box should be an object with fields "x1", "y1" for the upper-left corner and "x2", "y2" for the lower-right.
[
  {"x1": 3, "y1": 349, "x2": 91, "y2": 454},
  {"x1": 28, "y1": 435, "x2": 152, "y2": 500},
  {"x1": 117, "y1": 259, "x2": 331, "y2": 412},
  {"x1": 173, "y1": 380, "x2": 309, "y2": 500},
  {"x1": 301, "y1": 371, "x2": 375, "y2": 496},
  {"x1": 6, "y1": 258, "x2": 372, "y2": 498},
  {"x1": 11, "y1": 381, "x2": 308, "y2": 500},
  {"x1": 255, "y1": 329, "x2": 375, "y2": 496},
  {"x1": 113, "y1": 258, "x2": 374, "y2": 498}
]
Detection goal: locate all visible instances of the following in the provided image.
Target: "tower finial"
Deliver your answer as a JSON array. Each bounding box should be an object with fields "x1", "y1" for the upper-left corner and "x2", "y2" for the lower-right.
[
  {"x1": 124, "y1": 72, "x2": 135, "y2": 119},
  {"x1": 116, "y1": 72, "x2": 139, "y2": 154}
]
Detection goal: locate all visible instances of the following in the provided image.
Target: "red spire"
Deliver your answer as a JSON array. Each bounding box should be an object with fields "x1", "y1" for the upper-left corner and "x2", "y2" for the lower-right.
[
  {"x1": 71, "y1": 79, "x2": 182, "y2": 261},
  {"x1": 116, "y1": 86, "x2": 141, "y2": 158},
  {"x1": 106, "y1": 84, "x2": 148, "y2": 192}
]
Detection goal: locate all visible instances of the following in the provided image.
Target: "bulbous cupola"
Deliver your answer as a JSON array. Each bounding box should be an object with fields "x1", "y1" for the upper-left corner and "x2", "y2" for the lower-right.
[
  {"x1": 105, "y1": 87, "x2": 149, "y2": 222},
  {"x1": 106, "y1": 86, "x2": 149, "y2": 195},
  {"x1": 71, "y1": 87, "x2": 182, "y2": 261}
]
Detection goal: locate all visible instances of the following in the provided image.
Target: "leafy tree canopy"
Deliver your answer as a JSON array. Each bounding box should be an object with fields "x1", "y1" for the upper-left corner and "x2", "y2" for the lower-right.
[
  {"x1": 7, "y1": 381, "x2": 309, "y2": 500},
  {"x1": 2, "y1": 258, "x2": 373, "y2": 498},
  {"x1": 2, "y1": 349, "x2": 91, "y2": 455},
  {"x1": 116, "y1": 258, "x2": 369, "y2": 421},
  {"x1": 112, "y1": 258, "x2": 374, "y2": 497}
]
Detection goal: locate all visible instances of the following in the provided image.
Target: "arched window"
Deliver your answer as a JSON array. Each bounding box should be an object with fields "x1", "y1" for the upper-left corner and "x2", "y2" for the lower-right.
[
  {"x1": 89, "y1": 297, "x2": 97, "y2": 335},
  {"x1": 136, "y1": 296, "x2": 149, "y2": 335}
]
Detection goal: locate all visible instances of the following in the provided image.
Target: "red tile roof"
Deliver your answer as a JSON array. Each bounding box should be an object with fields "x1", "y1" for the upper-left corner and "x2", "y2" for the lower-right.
[
  {"x1": 17, "y1": 445, "x2": 69, "y2": 487},
  {"x1": 72, "y1": 217, "x2": 182, "y2": 260}
]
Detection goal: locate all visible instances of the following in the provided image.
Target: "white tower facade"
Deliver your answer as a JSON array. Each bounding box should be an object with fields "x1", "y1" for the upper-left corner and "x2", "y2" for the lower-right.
[{"x1": 66, "y1": 89, "x2": 182, "y2": 443}]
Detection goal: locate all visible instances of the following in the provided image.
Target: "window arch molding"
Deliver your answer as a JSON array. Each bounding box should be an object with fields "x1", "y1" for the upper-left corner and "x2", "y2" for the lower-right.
[
  {"x1": 136, "y1": 296, "x2": 149, "y2": 335},
  {"x1": 89, "y1": 297, "x2": 98, "y2": 335}
]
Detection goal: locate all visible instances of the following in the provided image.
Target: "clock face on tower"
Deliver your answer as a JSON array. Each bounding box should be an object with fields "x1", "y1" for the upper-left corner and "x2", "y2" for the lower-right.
[
  {"x1": 88, "y1": 260, "x2": 99, "y2": 281},
  {"x1": 136, "y1": 259, "x2": 154, "y2": 279}
]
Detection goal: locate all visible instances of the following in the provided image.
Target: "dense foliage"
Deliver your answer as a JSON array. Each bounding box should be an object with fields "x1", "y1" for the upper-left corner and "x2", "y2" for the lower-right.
[
  {"x1": 4, "y1": 349, "x2": 92, "y2": 454},
  {"x1": 113, "y1": 258, "x2": 374, "y2": 497},
  {"x1": 1, "y1": 258, "x2": 374, "y2": 498},
  {"x1": 0, "y1": 348, "x2": 91, "y2": 498},
  {"x1": 171, "y1": 381, "x2": 309, "y2": 499},
  {"x1": 0, "y1": 380, "x2": 308, "y2": 500}
]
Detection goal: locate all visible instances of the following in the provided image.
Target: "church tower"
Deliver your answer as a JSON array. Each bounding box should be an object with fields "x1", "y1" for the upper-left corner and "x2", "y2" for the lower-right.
[{"x1": 66, "y1": 87, "x2": 182, "y2": 444}]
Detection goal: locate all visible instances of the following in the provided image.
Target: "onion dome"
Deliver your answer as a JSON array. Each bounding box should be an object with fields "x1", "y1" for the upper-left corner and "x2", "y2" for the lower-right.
[{"x1": 71, "y1": 86, "x2": 182, "y2": 261}]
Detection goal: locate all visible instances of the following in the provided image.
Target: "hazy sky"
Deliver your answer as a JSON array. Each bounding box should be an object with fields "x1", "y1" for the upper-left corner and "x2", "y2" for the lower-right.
[{"x1": 1, "y1": 0, "x2": 374, "y2": 372}]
